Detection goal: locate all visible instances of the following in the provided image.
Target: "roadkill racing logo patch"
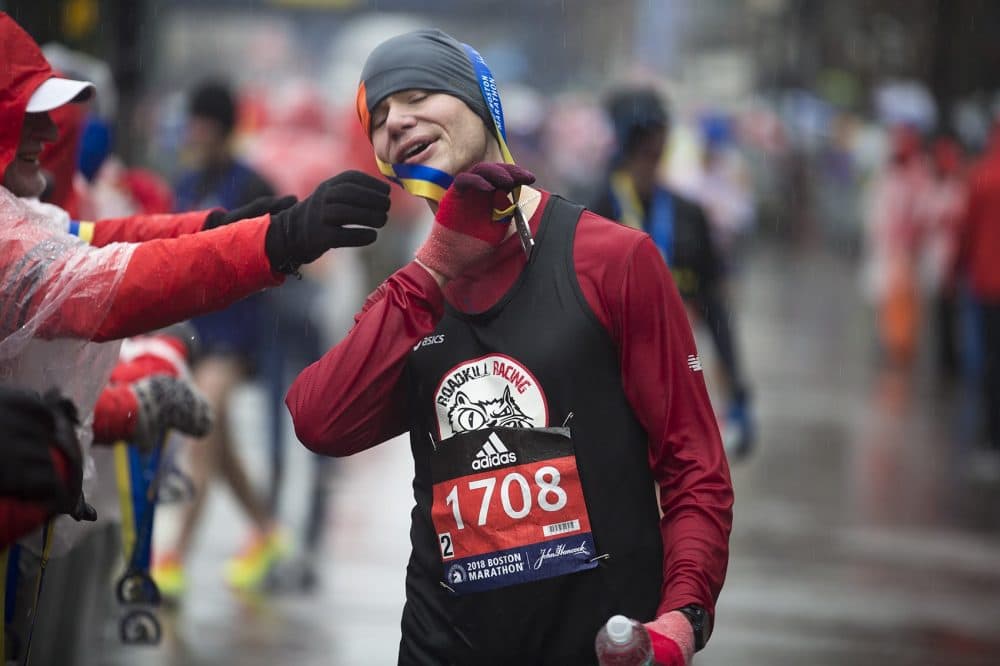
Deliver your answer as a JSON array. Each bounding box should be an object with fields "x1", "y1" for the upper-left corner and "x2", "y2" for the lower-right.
[{"x1": 434, "y1": 354, "x2": 548, "y2": 439}]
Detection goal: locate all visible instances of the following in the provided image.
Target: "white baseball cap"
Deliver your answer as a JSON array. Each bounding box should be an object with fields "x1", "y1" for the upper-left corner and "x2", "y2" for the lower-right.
[{"x1": 26, "y1": 76, "x2": 95, "y2": 113}]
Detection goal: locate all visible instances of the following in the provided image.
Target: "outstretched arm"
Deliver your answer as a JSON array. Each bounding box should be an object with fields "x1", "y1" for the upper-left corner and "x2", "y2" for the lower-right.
[
  {"x1": 82, "y1": 210, "x2": 209, "y2": 246},
  {"x1": 1, "y1": 215, "x2": 283, "y2": 343}
]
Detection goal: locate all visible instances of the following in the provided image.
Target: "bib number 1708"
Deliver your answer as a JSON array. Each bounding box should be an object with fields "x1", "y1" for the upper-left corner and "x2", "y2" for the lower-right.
[{"x1": 444, "y1": 465, "x2": 567, "y2": 530}]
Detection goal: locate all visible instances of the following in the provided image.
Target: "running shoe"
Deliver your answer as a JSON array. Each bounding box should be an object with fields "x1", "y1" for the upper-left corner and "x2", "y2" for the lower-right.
[
  {"x1": 223, "y1": 529, "x2": 289, "y2": 591},
  {"x1": 151, "y1": 552, "x2": 186, "y2": 600}
]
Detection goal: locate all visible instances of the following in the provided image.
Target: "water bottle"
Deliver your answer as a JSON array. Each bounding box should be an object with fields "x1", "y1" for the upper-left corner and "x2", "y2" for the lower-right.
[{"x1": 595, "y1": 614, "x2": 654, "y2": 666}]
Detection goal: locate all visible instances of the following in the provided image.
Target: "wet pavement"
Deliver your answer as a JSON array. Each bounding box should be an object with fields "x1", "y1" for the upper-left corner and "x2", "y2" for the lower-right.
[{"x1": 100, "y1": 241, "x2": 1000, "y2": 665}]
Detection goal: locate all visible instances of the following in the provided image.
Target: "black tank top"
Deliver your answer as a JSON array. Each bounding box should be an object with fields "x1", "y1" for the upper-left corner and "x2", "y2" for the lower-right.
[{"x1": 400, "y1": 195, "x2": 663, "y2": 665}]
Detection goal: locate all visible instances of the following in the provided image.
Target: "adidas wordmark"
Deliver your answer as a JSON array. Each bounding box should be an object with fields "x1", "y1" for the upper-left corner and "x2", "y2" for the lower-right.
[{"x1": 471, "y1": 432, "x2": 518, "y2": 470}]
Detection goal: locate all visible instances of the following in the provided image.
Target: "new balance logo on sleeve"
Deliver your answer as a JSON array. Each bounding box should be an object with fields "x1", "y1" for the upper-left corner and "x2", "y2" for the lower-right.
[
  {"x1": 687, "y1": 354, "x2": 703, "y2": 372},
  {"x1": 471, "y1": 432, "x2": 518, "y2": 470}
]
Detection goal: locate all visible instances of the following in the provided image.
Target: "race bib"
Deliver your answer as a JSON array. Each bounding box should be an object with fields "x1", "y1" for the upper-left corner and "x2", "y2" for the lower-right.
[{"x1": 430, "y1": 427, "x2": 598, "y2": 595}]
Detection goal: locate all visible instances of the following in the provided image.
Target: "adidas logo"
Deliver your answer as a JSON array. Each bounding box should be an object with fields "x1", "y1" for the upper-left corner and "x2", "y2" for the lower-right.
[
  {"x1": 687, "y1": 354, "x2": 703, "y2": 372},
  {"x1": 472, "y1": 432, "x2": 518, "y2": 470}
]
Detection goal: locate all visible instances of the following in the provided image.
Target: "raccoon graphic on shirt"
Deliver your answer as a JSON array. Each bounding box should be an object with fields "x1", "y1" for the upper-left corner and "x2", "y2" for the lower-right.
[
  {"x1": 447, "y1": 385, "x2": 532, "y2": 433},
  {"x1": 433, "y1": 354, "x2": 548, "y2": 439}
]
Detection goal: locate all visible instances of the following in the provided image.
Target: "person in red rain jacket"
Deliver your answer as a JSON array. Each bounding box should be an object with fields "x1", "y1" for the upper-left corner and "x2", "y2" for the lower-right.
[
  {"x1": 955, "y1": 121, "x2": 1000, "y2": 457},
  {"x1": 286, "y1": 29, "x2": 731, "y2": 665},
  {"x1": 0, "y1": 11, "x2": 390, "y2": 550}
]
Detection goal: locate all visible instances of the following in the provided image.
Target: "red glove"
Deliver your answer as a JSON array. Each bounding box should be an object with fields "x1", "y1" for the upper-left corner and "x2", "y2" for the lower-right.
[
  {"x1": 93, "y1": 324, "x2": 210, "y2": 448},
  {"x1": 415, "y1": 162, "x2": 535, "y2": 280},
  {"x1": 645, "y1": 612, "x2": 695, "y2": 666}
]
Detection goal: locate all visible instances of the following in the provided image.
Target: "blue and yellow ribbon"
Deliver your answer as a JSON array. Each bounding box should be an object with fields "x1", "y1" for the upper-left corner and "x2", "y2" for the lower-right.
[
  {"x1": 114, "y1": 442, "x2": 138, "y2": 563},
  {"x1": 114, "y1": 440, "x2": 162, "y2": 571},
  {"x1": 609, "y1": 171, "x2": 675, "y2": 264},
  {"x1": 67, "y1": 220, "x2": 95, "y2": 244},
  {"x1": 610, "y1": 171, "x2": 646, "y2": 232},
  {"x1": 375, "y1": 162, "x2": 452, "y2": 203},
  {"x1": 461, "y1": 43, "x2": 516, "y2": 167}
]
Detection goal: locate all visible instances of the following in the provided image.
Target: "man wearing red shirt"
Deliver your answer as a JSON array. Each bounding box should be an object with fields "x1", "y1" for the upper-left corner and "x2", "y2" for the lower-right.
[
  {"x1": 957, "y1": 122, "x2": 1000, "y2": 456},
  {"x1": 287, "y1": 29, "x2": 732, "y2": 665}
]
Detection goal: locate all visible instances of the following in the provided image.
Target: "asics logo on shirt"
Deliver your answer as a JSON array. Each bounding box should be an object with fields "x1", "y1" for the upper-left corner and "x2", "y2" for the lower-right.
[
  {"x1": 471, "y1": 432, "x2": 518, "y2": 470},
  {"x1": 414, "y1": 334, "x2": 446, "y2": 351}
]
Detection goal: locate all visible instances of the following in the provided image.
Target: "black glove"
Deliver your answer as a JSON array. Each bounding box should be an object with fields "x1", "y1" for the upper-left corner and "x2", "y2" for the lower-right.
[
  {"x1": 264, "y1": 171, "x2": 390, "y2": 275},
  {"x1": 0, "y1": 387, "x2": 95, "y2": 522},
  {"x1": 203, "y1": 195, "x2": 299, "y2": 230}
]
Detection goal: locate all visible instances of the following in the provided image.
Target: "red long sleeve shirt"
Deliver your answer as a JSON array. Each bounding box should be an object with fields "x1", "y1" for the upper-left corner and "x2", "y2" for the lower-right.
[
  {"x1": 46, "y1": 211, "x2": 283, "y2": 341},
  {"x1": 89, "y1": 210, "x2": 206, "y2": 246},
  {"x1": 959, "y1": 149, "x2": 1000, "y2": 300},
  {"x1": 287, "y1": 191, "x2": 733, "y2": 618}
]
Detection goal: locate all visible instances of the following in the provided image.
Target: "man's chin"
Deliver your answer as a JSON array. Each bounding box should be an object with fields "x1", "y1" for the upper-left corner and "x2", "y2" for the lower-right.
[{"x1": 2, "y1": 168, "x2": 46, "y2": 198}]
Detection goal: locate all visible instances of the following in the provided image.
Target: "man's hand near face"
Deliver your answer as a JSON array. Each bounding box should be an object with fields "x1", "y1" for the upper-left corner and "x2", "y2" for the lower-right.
[{"x1": 414, "y1": 162, "x2": 535, "y2": 282}]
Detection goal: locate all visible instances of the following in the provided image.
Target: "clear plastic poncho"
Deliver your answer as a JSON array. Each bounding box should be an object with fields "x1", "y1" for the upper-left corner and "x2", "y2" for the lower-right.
[{"x1": 0, "y1": 186, "x2": 135, "y2": 555}]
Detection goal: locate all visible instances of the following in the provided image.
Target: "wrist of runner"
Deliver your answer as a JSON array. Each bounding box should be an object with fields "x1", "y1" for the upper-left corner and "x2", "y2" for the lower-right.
[
  {"x1": 645, "y1": 611, "x2": 695, "y2": 665},
  {"x1": 415, "y1": 259, "x2": 450, "y2": 289}
]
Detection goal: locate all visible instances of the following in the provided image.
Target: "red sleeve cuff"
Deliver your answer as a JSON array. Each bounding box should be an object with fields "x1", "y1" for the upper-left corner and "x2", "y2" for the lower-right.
[
  {"x1": 399, "y1": 260, "x2": 446, "y2": 318},
  {"x1": 649, "y1": 630, "x2": 685, "y2": 666}
]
